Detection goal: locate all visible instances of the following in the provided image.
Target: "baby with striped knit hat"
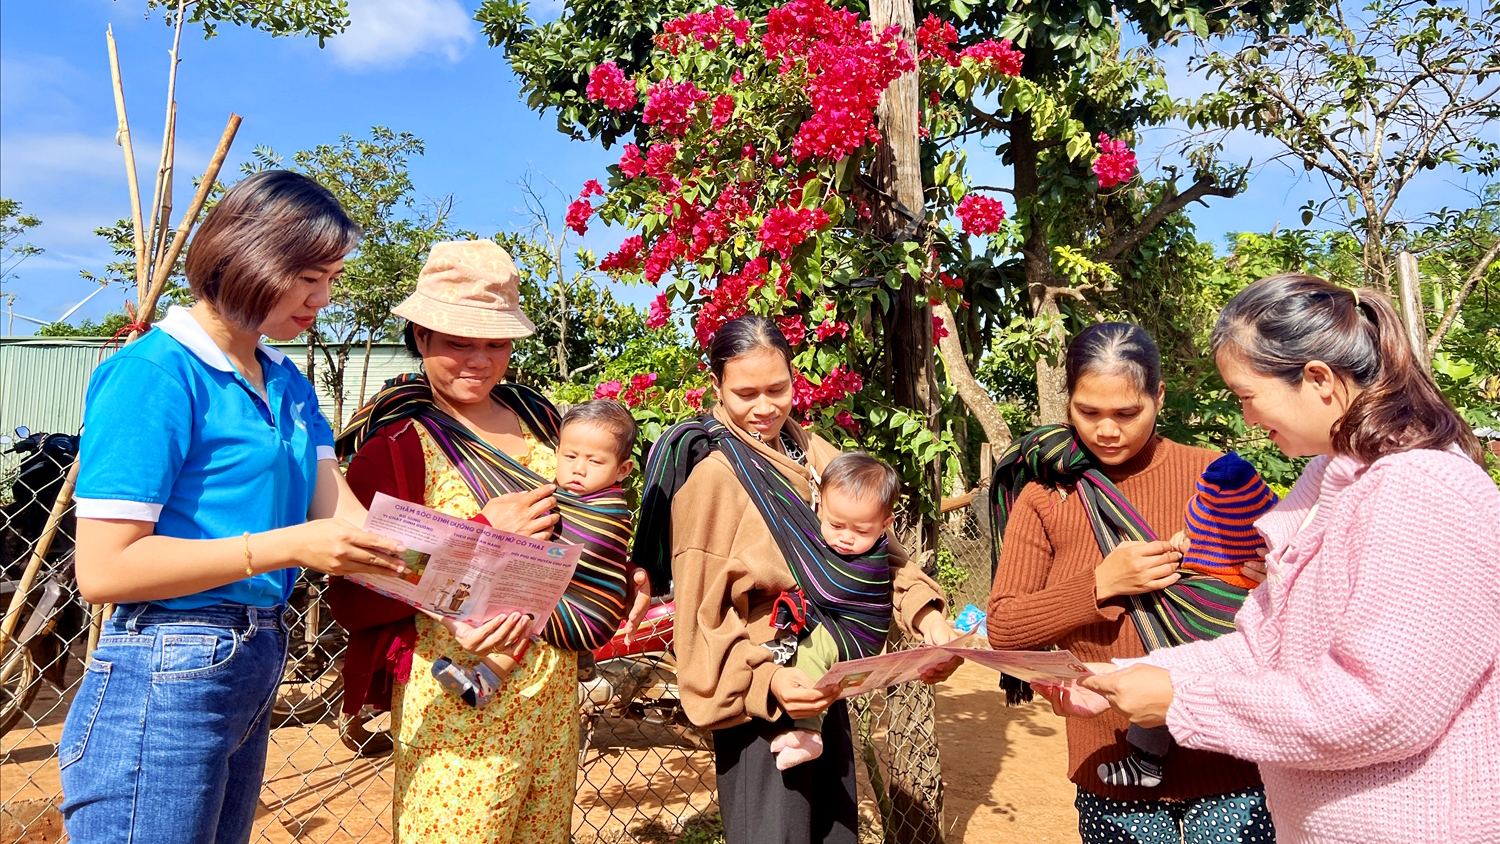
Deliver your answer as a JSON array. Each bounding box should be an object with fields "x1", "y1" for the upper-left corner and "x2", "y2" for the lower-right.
[{"x1": 1099, "y1": 452, "x2": 1279, "y2": 788}]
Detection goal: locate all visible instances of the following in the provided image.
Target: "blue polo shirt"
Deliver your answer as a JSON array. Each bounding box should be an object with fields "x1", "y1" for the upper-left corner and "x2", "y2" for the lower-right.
[{"x1": 75, "y1": 306, "x2": 335, "y2": 608}]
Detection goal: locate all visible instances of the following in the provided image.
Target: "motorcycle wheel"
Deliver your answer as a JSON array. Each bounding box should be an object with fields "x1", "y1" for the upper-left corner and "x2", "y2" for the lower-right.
[
  {"x1": 273, "y1": 643, "x2": 344, "y2": 727},
  {"x1": 0, "y1": 635, "x2": 40, "y2": 736}
]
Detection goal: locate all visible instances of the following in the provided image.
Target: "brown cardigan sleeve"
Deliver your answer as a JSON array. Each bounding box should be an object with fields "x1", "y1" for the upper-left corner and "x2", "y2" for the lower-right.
[
  {"x1": 670, "y1": 454, "x2": 788, "y2": 730},
  {"x1": 986, "y1": 481, "x2": 1120, "y2": 651}
]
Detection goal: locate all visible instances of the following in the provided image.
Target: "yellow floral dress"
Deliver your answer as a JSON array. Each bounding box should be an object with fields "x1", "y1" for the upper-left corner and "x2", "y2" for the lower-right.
[{"x1": 391, "y1": 425, "x2": 578, "y2": 844}]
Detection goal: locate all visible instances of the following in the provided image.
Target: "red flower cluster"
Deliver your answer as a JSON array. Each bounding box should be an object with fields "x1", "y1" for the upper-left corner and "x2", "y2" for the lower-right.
[
  {"x1": 916, "y1": 15, "x2": 960, "y2": 66},
  {"x1": 565, "y1": 199, "x2": 593, "y2": 236},
  {"x1": 620, "y1": 372, "x2": 660, "y2": 408},
  {"x1": 792, "y1": 365, "x2": 864, "y2": 413},
  {"x1": 643, "y1": 80, "x2": 710, "y2": 137},
  {"x1": 955, "y1": 194, "x2": 1006, "y2": 235},
  {"x1": 711, "y1": 94, "x2": 736, "y2": 131},
  {"x1": 932, "y1": 314, "x2": 951, "y2": 342},
  {"x1": 693, "y1": 258, "x2": 769, "y2": 347},
  {"x1": 777, "y1": 316, "x2": 807, "y2": 345},
  {"x1": 599, "y1": 235, "x2": 644, "y2": 274},
  {"x1": 939, "y1": 272, "x2": 964, "y2": 289},
  {"x1": 834, "y1": 410, "x2": 860, "y2": 435},
  {"x1": 593, "y1": 380, "x2": 623, "y2": 400},
  {"x1": 684, "y1": 387, "x2": 707, "y2": 410},
  {"x1": 643, "y1": 233, "x2": 687, "y2": 283},
  {"x1": 647, "y1": 293, "x2": 672, "y2": 328},
  {"x1": 586, "y1": 62, "x2": 637, "y2": 110},
  {"x1": 1093, "y1": 133, "x2": 1137, "y2": 189},
  {"x1": 760, "y1": 206, "x2": 829, "y2": 255},
  {"x1": 813, "y1": 317, "x2": 850, "y2": 341},
  {"x1": 962, "y1": 40, "x2": 1024, "y2": 76},
  {"x1": 645, "y1": 143, "x2": 681, "y2": 191},
  {"x1": 618, "y1": 144, "x2": 646, "y2": 178},
  {"x1": 580, "y1": 179, "x2": 605, "y2": 198},
  {"x1": 763, "y1": 0, "x2": 914, "y2": 161},
  {"x1": 658, "y1": 6, "x2": 750, "y2": 53}
]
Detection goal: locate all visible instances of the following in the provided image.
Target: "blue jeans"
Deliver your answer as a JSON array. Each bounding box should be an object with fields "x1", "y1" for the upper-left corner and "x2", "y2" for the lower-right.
[
  {"x1": 1076, "y1": 786, "x2": 1276, "y2": 844},
  {"x1": 59, "y1": 603, "x2": 287, "y2": 844}
]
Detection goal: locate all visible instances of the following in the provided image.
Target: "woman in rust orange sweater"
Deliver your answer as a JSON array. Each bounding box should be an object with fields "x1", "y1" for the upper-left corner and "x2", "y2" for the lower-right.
[{"x1": 987, "y1": 323, "x2": 1272, "y2": 844}]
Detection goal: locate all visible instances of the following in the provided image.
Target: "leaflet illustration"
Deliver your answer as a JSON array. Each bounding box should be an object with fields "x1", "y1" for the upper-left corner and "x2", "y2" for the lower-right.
[
  {"x1": 350, "y1": 492, "x2": 581, "y2": 635},
  {"x1": 815, "y1": 633, "x2": 1094, "y2": 700}
]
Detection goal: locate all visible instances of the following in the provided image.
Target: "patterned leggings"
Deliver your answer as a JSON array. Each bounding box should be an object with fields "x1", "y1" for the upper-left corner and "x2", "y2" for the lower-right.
[{"x1": 1076, "y1": 786, "x2": 1275, "y2": 844}]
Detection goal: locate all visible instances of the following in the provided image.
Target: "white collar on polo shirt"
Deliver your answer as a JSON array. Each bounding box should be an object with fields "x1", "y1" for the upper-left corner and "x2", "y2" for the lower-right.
[{"x1": 154, "y1": 305, "x2": 289, "y2": 371}]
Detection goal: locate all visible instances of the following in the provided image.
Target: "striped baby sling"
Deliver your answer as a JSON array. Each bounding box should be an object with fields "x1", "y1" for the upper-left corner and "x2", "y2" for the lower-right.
[
  {"x1": 337, "y1": 373, "x2": 632, "y2": 652},
  {"x1": 634, "y1": 417, "x2": 892, "y2": 661},
  {"x1": 989, "y1": 425, "x2": 1254, "y2": 701}
]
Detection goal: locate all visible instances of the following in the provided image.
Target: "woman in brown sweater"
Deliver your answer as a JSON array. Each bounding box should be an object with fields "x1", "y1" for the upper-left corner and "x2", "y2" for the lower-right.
[
  {"x1": 646, "y1": 316, "x2": 957, "y2": 844},
  {"x1": 987, "y1": 323, "x2": 1272, "y2": 843}
]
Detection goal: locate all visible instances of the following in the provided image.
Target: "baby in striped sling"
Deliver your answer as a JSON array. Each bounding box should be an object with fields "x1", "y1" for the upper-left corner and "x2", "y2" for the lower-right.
[
  {"x1": 433, "y1": 400, "x2": 638, "y2": 706},
  {"x1": 770, "y1": 452, "x2": 901, "y2": 770},
  {"x1": 1098, "y1": 452, "x2": 1279, "y2": 788}
]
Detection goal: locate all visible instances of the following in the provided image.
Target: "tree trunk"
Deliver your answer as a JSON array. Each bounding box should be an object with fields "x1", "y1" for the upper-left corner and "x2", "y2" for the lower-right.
[
  {"x1": 870, "y1": 4, "x2": 943, "y2": 843},
  {"x1": 933, "y1": 302, "x2": 1011, "y2": 450},
  {"x1": 1011, "y1": 110, "x2": 1070, "y2": 424},
  {"x1": 357, "y1": 329, "x2": 374, "y2": 410}
]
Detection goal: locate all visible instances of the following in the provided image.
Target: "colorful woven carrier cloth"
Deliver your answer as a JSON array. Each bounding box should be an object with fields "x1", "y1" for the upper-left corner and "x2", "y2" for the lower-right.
[
  {"x1": 989, "y1": 425, "x2": 1273, "y2": 701},
  {"x1": 634, "y1": 417, "x2": 892, "y2": 661},
  {"x1": 336, "y1": 373, "x2": 632, "y2": 652}
]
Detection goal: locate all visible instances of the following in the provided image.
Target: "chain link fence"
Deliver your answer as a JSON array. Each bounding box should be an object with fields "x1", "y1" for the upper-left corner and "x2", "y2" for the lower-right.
[{"x1": 2, "y1": 446, "x2": 980, "y2": 844}]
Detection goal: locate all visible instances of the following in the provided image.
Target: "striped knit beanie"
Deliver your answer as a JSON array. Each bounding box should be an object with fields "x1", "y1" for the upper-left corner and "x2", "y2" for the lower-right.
[{"x1": 1181, "y1": 452, "x2": 1279, "y2": 589}]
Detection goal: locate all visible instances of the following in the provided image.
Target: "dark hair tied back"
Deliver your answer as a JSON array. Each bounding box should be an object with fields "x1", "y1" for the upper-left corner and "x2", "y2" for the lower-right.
[
  {"x1": 1212, "y1": 273, "x2": 1481, "y2": 464},
  {"x1": 707, "y1": 315, "x2": 794, "y2": 381},
  {"x1": 1065, "y1": 322, "x2": 1163, "y2": 398}
]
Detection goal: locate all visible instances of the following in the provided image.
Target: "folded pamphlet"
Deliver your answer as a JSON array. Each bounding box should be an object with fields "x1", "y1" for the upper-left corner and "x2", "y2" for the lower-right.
[{"x1": 352, "y1": 492, "x2": 580, "y2": 635}]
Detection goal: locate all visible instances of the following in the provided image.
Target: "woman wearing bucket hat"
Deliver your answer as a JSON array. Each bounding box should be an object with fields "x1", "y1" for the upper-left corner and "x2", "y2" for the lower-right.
[{"x1": 325, "y1": 239, "x2": 639, "y2": 843}]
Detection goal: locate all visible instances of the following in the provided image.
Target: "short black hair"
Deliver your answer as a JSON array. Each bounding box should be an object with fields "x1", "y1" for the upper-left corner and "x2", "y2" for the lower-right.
[
  {"x1": 560, "y1": 400, "x2": 639, "y2": 462},
  {"x1": 818, "y1": 452, "x2": 900, "y2": 515},
  {"x1": 185, "y1": 170, "x2": 359, "y2": 331}
]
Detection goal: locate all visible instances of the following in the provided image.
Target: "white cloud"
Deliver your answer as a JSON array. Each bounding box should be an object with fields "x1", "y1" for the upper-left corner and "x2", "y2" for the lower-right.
[{"x1": 328, "y1": 0, "x2": 477, "y2": 68}]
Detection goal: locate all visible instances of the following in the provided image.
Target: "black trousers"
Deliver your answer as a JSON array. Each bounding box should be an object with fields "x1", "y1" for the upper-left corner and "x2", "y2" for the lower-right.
[{"x1": 714, "y1": 700, "x2": 858, "y2": 844}]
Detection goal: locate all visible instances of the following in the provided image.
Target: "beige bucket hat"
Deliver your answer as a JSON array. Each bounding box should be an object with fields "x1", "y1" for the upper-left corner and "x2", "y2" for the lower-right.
[{"x1": 392, "y1": 239, "x2": 537, "y2": 339}]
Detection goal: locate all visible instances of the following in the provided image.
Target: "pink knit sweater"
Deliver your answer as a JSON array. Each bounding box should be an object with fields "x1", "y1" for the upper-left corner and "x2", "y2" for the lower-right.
[{"x1": 1145, "y1": 448, "x2": 1500, "y2": 844}]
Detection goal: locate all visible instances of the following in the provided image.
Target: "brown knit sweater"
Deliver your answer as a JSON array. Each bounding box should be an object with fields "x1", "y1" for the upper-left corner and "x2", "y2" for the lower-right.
[
  {"x1": 671, "y1": 405, "x2": 947, "y2": 732},
  {"x1": 987, "y1": 435, "x2": 1263, "y2": 802}
]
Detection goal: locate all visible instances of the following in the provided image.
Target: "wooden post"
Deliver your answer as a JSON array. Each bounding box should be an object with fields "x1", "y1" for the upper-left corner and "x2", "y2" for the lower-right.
[
  {"x1": 869, "y1": 5, "x2": 945, "y2": 842},
  {"x1": 1394, "y1": 251, "x2": 1428, "y2": 364}
]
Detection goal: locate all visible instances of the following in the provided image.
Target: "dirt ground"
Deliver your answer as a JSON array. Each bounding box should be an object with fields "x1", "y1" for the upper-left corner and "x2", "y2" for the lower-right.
[{"x1": 2, "y1": 661, "x2": 1079, "y2": 843}]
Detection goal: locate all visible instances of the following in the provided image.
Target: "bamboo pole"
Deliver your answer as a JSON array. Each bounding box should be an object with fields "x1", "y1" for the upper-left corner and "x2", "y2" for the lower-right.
[
  {"x1": 149, "y1": 103, "x2": 178, "y2": 276},
  {"x1": 135, "y1": 112, "x2": 242, "y2": 337},
  {"x1": 105, "y1": 26, "x2": 149, "y2": 302},
  {"x1": 146, "y1": 0, "x2": 188, "y2": 276}
]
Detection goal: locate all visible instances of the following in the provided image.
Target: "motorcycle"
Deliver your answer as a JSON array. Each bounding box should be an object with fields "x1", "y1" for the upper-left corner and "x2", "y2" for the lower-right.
[
  {"x1": 0, "y1": 427, "x2": 87, "y2": 736},
  {"x1": 274, "y1": 570, "x2": 347, "y2": 726},
  {"x1": 577, "y1": 595, "x2": 710, "y2": 760}
]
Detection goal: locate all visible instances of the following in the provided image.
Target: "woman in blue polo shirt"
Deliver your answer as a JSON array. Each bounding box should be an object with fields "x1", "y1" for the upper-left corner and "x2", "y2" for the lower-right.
[{"x1": 58, "y1": 170, "x2": 412, "y2": 844}]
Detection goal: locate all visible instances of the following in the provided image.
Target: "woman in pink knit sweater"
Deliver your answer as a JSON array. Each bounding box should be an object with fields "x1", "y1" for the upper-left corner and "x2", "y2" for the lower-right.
[{"x1": 1063, "y1": 274, "x2": 1500, "y2": 844}]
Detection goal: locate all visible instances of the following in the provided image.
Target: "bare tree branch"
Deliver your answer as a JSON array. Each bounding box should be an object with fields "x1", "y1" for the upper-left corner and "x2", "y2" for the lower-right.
[
  {"x1": 1094, "y1": 173, "x2": 1241, "y2": 262},
  {"x1": 1427, "y1": 237, "x2": 1500, "y2": 356}
]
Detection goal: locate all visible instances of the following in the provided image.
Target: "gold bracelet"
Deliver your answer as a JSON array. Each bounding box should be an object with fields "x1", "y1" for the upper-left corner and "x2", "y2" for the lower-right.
[{"x1": 243, "y1": 532, "x2": 254, "y2": 578}]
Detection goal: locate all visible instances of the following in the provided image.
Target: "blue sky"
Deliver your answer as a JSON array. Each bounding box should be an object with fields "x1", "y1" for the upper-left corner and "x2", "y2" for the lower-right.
[{"x1": 2, "y1": 0, "x2": 1481, "y2": 335}]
